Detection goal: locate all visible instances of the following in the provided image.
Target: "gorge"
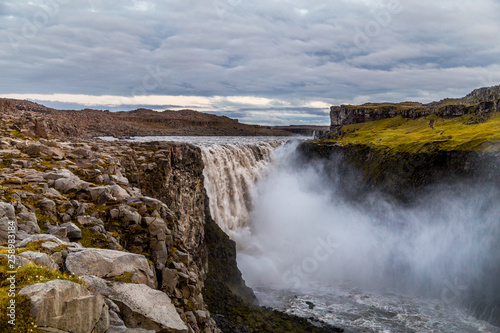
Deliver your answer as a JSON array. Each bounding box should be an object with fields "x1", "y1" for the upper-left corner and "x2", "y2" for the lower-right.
[{"x1": 0, "y1": 85, "x2": 499, "y2": 333}]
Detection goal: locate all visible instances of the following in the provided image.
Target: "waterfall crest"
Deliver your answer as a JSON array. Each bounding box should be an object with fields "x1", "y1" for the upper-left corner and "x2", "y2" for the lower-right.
[{"x1": 200, "y1": 141, "x2": 285, "y2": 241}]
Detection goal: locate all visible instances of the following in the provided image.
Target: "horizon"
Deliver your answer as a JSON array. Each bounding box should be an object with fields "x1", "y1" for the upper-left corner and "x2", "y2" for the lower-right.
[{"x1": 1, "y1": 0, "x2": 499, "y2": 125}]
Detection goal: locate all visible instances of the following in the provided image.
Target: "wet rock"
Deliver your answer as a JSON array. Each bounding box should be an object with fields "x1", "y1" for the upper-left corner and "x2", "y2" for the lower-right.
[{"x1": 20, "y1": 279, "x2": 109, "y2": 333}]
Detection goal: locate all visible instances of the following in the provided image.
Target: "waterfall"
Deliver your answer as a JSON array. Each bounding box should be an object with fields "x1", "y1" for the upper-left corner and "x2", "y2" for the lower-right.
[{"x1": 199, "y1": 140, "x2": 286, "y2": 242}]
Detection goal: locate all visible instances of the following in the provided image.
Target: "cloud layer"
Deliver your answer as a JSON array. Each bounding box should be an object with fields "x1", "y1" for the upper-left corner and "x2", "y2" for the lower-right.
[{"x1": 1, "y1": 0, "x2": 499, "y2": 125}]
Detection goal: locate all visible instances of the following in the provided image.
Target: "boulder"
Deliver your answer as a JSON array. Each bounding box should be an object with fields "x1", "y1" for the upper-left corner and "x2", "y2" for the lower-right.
[
  {"x1": 0, "y1": 201, "x2": 16, "y2": 220},
  {"x1": 19, "y1": 279, "x2": 109, "y2": 333},
  {"x1": 90, "y1": 185, "x2": 130, "y2": 204},
  {"x1": 82, "y1": 276, "x2": 187, "y2": 333},
  {"x1": 16, "y1": 234, "x2": 82, "y2": 249},
  {"x1": 118, "y1": 205, "x2": 141, "y2": 224},
  {"x1": 54, "y1": 177, "x2": 85, "y2": 193},
  {"x1": 19, "y1": 251, "x2": 59, "y2": 270},
  {"x1": 17, "y1": 212, "x2": 41, "y2": 234},
  {"x1": 23, "y1": 144, "x2": 65, "y2": 159},
  {"x1": 76, "y1": 215, "x2": 104, "y2": 226},
  {"x1": 39, "y1": 198, "x2": 56, "y2": 214},
  {"x1": 65, "y1": 249, "x2": 156, "y2": 288},
  {"x1": 48, "y1": 222, "x2": 82, "y2": 241},
  {"x1": 0, "y1": 254, "x2": 33, "y2": 268}
]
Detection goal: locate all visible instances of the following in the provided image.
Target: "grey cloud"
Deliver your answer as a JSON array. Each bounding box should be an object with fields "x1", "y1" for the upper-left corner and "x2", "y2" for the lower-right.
[{"x1": 1, "y1": 0, "x2": 500, "y2": 125}]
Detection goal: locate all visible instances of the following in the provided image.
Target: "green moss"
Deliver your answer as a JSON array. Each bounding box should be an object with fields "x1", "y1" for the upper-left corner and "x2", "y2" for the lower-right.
[
  {"x1": 107, "y1": 272, "x2": 134, "y2": 283},
  {"x1": 79, "y1": 228, "x2": 110, "y2": 248},
  {"x1": 327, "y1": 112, "x2": 500, "y2": 153},
  {"x1": 0, "y1": 258, "x2": 82, "y2": 333}
]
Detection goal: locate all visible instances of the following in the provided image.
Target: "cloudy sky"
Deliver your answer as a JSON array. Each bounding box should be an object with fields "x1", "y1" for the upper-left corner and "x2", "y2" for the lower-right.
[{"x1": 1, "y1": 0, "x2": 499, "y2": 125}]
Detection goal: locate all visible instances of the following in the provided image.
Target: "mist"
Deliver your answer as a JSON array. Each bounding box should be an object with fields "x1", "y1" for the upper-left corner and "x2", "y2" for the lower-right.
[{"x1": 237, "y1": 141, "x2": 500, "y2": 310}]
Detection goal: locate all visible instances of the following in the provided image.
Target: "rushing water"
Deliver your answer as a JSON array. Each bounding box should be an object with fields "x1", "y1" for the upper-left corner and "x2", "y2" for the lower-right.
[{"x1": 98, "y1": 136, "x2": 500, "y2": 332}]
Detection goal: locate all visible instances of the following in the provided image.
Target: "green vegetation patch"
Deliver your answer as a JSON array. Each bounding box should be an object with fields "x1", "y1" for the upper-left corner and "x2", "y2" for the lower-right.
[
  {"x1": 0, "y1": 257, "x2": 82, "y2": 333},
  {"x1": 328, "y1": 112, "x2": 500, "y2": 153}
]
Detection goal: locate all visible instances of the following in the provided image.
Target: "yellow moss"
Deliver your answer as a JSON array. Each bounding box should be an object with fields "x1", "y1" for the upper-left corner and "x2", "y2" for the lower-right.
[
  {"x1": 328, "y1": 112, "x2": 500, "y2": 153},
  {"x1": 0, "y1": 258, "x2": 82, "y2": 333}
]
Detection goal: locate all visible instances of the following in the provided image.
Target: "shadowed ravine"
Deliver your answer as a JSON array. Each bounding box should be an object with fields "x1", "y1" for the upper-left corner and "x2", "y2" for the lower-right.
[{"x1": 199, "y1": 139, "x2": 500, "y2": 332}]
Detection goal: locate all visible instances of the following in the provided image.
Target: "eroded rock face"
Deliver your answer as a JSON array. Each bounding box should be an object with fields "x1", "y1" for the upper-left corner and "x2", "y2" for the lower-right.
[
  {"x1": 122, "y1": 142, "x2": 206, "y2": 252},
  {"x1": 19, "y1": 279, "x2": 109, "y2": 333},
  {"x1": 65, "y1": 248, "x2": 156, "y2": 288},
  {"x1": 82, "y1": 276, "x2": 188, "y2": 333},
  {"x1": 329, "y1": 85, "x2": 500, "y2": 132}
]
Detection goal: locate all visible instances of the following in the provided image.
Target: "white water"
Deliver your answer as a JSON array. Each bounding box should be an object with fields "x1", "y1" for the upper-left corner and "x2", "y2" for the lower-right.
[
  {"x1": 199, "y1": 140, "x2": 287, "y2": 243},
  {"x1": 199, "y1": 139, "x2": 500, "y2": 332},
  {"x1": 98, "y1": 136, "x2": 500, "y2": 332}
]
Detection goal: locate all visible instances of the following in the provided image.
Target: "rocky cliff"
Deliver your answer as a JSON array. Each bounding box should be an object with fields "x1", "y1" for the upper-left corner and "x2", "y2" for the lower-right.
[{"x1": 330, "y1": 85, "x2": 500, "y2": 135}]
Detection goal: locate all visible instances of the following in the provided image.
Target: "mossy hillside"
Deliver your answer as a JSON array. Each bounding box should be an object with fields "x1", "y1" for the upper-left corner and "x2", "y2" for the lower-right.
[{"x1": 326, "y1": 112, "x2": 500, "y2": 153}]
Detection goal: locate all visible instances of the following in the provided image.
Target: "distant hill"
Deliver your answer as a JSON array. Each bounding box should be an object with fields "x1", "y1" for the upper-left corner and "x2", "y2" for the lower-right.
[{"x1": 0, "y1": 99, "x2": 295, "y2": 138}]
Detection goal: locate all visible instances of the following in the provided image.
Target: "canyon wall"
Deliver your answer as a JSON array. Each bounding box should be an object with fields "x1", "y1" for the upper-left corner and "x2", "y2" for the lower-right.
[{"x1": 330, "y1": 85, "x2": 500, "y2": 134}]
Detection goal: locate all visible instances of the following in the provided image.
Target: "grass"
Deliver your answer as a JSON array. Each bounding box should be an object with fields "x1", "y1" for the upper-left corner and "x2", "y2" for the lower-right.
[
  {"x1": 325, "y1": 112, "x2": 500, "y2": 153},
  {"x1": 0, "y1": 257, "x2": 82, "y2": 333}
]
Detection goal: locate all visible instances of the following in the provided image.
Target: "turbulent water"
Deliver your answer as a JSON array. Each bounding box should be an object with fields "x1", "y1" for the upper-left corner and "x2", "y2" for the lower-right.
[
  {"x1": 198, "y1": 140, "x2": 285, "y2": 242},
  {"x1": 99, "y1": 136, "x2": 500, "y2": 332}
]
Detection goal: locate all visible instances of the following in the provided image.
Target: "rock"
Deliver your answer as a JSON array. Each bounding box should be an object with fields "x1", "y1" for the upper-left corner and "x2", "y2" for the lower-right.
[
  {"x1": 39, "y1": 198, "x2": 56, "y2": 214},
  {"x1": 194, "y1": 310, "x2": 209, "y2": 324},
  {"x1": 119, "y1": 205, "x2": 141, "y2": 224},
  {"x1": 17, "y1": 212, "x2": 41, "y2": 234},
  {"x1": 90, "y1": 185, "x2": 130, "y2": 204},
  {"x1": 19, "y1": 279, "x2": 109, "y2": 333},
  {"x1": 19, "y1": 251, "x2": 59, "y2": 270},
  {"x1": 0, "y1": 201, "x2": 16, "y2": 220},
  {"x1": 60, "y1": 222, "x2": 82, "y2": 240},
  {"x1": 0, "y1": 254, "x2": 33, "y2": 267},
  {"x1": 110, "y1": 174, "x2": 129, "y2": 185},
  {"x1": 54, "y1": 177, "x2": 85, "y2": 193},
  {"x1": 43, "y1": 169, "x2": 75, "y2": 181},
  {"x1": 0, "y1": 202, "x2": 16, "y2": 243},
  {"x1": 47, "y1": 225, "x2": 68, "y2": 240},
  {"x1": 65, "y1": 249, "x2": 156, "y2": 288},
  {"x1": 16, "y1": 234, "x2": 82, "y2": 249},
  {"x1": 41, "y1": 241, "x2": 60, "y2": 251},
  {"x1": 76, "y1": 215, "x2": 104, "y2": 226},
  {"x1": 23, "y1": 144, "x2": 65, "y2": 159},
  {"x1": 176, "y1": 251, "x2": 190, "y2": 264},
  {"x1": 161, "y1": 268, "x2": 179, "y2": 294},
  {"x1": 82, "y1": 276, "x2": 188, "y2": 333}
]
